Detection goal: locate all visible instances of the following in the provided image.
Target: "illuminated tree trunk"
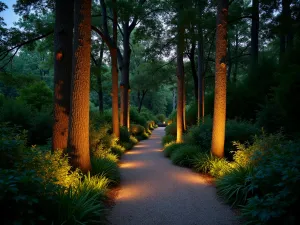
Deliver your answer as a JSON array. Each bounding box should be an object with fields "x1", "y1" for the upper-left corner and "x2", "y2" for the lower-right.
[
  {"x1": 127, "y1": 89, "x2": 131, "y2": 129},
  {"x1": 211, "y1": 0, "x2": 228, "y2": 158},
  {"x1": 111, "y1": 0, "x2": 120, "y2": 138},
  {"x1": 176, "y1": 3, "x2": 184, "y2": 143},
  {"x1": 68, "y1": 0, "x2": 92, "y2": 173},
  {"x1": 120, "y1": 85, "x2": 124, "y2": 126},
  {"x1": 52, "y1": 0, "x2": 74, "y2": 151}
]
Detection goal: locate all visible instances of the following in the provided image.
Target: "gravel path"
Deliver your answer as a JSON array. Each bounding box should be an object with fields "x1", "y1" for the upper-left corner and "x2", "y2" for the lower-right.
[{"x1": 109, "y1": 127, "x2": 240, "y2": 225}]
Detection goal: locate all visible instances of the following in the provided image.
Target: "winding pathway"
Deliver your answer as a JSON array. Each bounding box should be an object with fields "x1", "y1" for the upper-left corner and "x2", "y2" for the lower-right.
[{"x1": 109, "y1": 127, "x2": 240, "y2": 225}]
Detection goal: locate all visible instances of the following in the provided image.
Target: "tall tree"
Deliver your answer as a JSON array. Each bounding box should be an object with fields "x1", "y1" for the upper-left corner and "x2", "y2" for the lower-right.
[
  {"x1": 211, "y1": 0, "x2": 228, "y2": 158},
  {"x1": 176, "y1": 1, "x2": 185, "y2": 143},
  {"x1": 68, "y1": 0, "x2": 92, "y2": 173},
  {"x1": 52, "y1": 0, "x2": 74, "y2": 151},
  {"x1": 250, "y1": 0, "x2": 259, "y2": 74}
]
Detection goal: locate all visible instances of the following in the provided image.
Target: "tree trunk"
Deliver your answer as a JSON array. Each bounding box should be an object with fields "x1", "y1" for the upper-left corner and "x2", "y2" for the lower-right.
[
  {"x1": 190, "y1": 30, "x2": 198, "y2": 101},
  {"x1": 233, "y1": 28, "x2": 238, "y2": 84},
  {"x1": 138, "y1": 90, "x2": 147, "y2": 113},
  {"x1": 68, "y1": 0, "x2": 92, "y2": 173},
  {"x1": 120, "y1": 24, "x2": 131, "y2": 129},
  {"x1": 197, "y1": 3, "x2": 205, "y2": 124},
  {"x1": 176, "y1": 3, "x2": 184, "y2": 143},
  {"x1": 251, "y1": 0, "x2": 259, "y2": 74},
  {"x1": 211, "y1": 0, "x2": 228, "y2": 158},
  {"x1": 97, "y1": 42, "x2": 104, "y2": 113},
  {"x1": 52, "y1": 0, "x2": 74, "y2": 151},
  {"x1": 111, "y1": 0, "x2": 120, "y2": 138},
  {"x1": 280, "y1": 0, "x2": 292, "y2": 62}
]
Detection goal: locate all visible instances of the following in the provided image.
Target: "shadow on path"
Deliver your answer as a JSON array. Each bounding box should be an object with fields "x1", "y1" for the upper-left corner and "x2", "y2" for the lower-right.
[{"x1": 109, "y1": 127, "x2": 240, "y2": 225}]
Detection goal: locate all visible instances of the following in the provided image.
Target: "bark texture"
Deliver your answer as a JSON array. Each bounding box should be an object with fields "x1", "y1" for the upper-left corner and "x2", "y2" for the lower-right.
[
  {"x1": 211, "y1": 0, "x2": 228, "y2": 158},
  {"x1": 52, "y1": 0, "x2": 74, "y2": 151},
  {"x1": 111, "y1": 0, "x2": 120, "y2": 138},
  {"x1": 176, "y1": 3, "x2": 185, "y2": 143},
  {"x1": 197, "y1": 18, "x2": 204, "y2": 123},
  {"x1": 68, "y1": 0, "x2": 92, "y2": 173}
]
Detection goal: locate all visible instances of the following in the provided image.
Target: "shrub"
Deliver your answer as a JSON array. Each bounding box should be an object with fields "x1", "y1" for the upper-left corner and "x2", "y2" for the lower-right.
[
  {"x1": 89, "y1": 123, "x2": 116, "y2": 153},
  {"x1": 163, "y1": 142, "x2": 186, "y2": 158},
  {"x1": 90, "y1": 110, "x2": 112, "y2": 126},
  {"x1": 192, "y1": 153, "x2": 233, "y2": 178},
  {"x1": 91, "y1": 157, "x2": 120, "y2": 185},
  {"x1": 185, "y1": 102, "x2": 198, "y2": 126},
  {"x1": 0, "y1": 169, "x2": 58, "y2": 225},
  {"x1": 165, "y1": 122, "x2": 177, "y2": 136},
  {"x1": 119, "y1": 126, "x2": 130, "y2": 143},
  {"x1": 110, "y1": 145, "x2": 126, "y2": 158},
  {"x1": 241, "y1": 142, "x2": 300, "y2": 224},
  {"x1": 0, "y1": 123, "x2": 27, "y2": 169},
  {"x1": 18, "y1": 81, "x2": 53, "y2": 111},
  {"x1": 170, "y1": 145, "x2": 200, "y2": 167},
  {"x1": 156, "y1": 114, "x2": 166, "y2": 123},
  {"x1": 216, "y1": 166, "x2": 254, "y2": 207},
  {"x1": 121, "y1": 142, "x2": 134, "y2": 150},
  {"x1": 129, "y1": 135, "x2": 138, "y2": 145},
  {"x1": 130, "y1": 107, "x2": 147, "y2": 127},
  {"x1": 162, "y1": 134, "x2": 176, "y2": 146},
  {"x1": 56, "y1": 181, "x2": 107, "y2": 225},
  {"x1": 28, "y1": 109, "x2": 53, "y2": 145},
  {"x1": 16, "y1": 147, "x2": 81, "y2": 188},
  {"x1": 130, "y1": 124, "x2": 145, "y2": 136},
  {"x1": 0, "y1": 98, "x2": 32, "y2": 129}
]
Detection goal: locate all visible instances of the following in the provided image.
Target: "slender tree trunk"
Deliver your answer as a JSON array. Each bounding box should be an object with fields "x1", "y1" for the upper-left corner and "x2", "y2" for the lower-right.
[
  {"x1": 138, "y1": 90, "x2": 147, "y2": 113},
  {"x1": 97, "y1": 42, "x2": 104, "y2": 113},
  {"x1": 120, "y1": 85, "x2": 124, "y2": 126},
  {"x1": 121, "y1": 24, "x2": 131, "y2": 129},
  {"x1": 176, "y1": 3, "x2": 184, "y2": 143},
  {"x1": 190, "y1": 29, "x2": 198, "y2": 101},
  {"x1": 68, "y1": 0, "x2": 92, "y2": 173},
  {"x1": 211, "y1": 0, "x2": 228, "y2": 158},
  {"x1": 233, "y1": 28, "x2": 238, "y2": 84},
  {"x1": 111, "y1": 0, "x2": 120, "y2": 138},
  {"x1": 173, "y1": 87, "x2": 176, "y2": 111},
  {"x1": 251, "y1": 0, "x2": 259, "y2": 74},
  {"x1": 280, "y1": 0, "x2": 291, "y2": 62},
  {"x1": 52, "y1": 0, "x2": 74, "y2": 151},
  {"x1": 197, "y1": 3, "x2": 205, "y2": 124}
]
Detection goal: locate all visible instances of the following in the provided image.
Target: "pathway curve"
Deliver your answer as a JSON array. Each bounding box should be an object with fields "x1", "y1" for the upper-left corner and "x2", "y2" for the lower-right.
[{"x1": 109, "y1": 127, "x2": 240, "y2": 225}]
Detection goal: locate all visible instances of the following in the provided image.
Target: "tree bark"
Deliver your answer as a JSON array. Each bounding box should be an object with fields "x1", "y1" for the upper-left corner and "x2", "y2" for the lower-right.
[
  {"x1": 97, "y1": 42, "x2": 104, "y2": 113},
  {"x1": 250, "y1": 0, "x2": 259, "y2": 74},
  {"x1": 189, "y1": 28, "x2": 198, "y2": 101},
  {"x1": 138, "y1": 90, "x2": 147, "y2": 113},
  {"x1": 52, "y1": 0, "x2": 74, "y2": 151},
  {"x1": 211, "y1": 0, "x2": 228, "y2": 158},
  {"x1": 176, "y1": 2, "x2": 184, "y2": 143},
  {"x1": 197, "y1": 6, "x2": 204, "y2": 124},
  {"x1": 68, "y1": 0, "x2": 92, "y2": 173},
  {"x1": 111, "y1": 0, "x2": 120, "y2": 138}
]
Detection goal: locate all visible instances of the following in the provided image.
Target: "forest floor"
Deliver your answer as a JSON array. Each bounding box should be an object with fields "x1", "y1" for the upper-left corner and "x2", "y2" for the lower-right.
[{"x1": 108, "y1": 127, "x2": 240, "y2": 225}]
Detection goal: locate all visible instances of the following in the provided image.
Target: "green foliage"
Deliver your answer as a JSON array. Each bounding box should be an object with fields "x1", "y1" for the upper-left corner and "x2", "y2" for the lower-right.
[
  {"x1": 16, "y1": 147, "x2": 81, "y2": 188},
  {"x1": 163, "y1": 142, "x2": 187, "y2": 158},
  {"x1": 0, "y1": 98, "x2": 32, "y2": 129},
  {"x1": 0, "y1": 169, "x2": 58, "y2": 225},
  {"x1": 184, "y1": 118, "x2": 259, "y2": 158},
  {"x1": 56, "y1": 181, "x2": 107, "y2": 225},
  {"x1": 90, "y1": 110, "x2": 112, "y2": 126},
  {"x1": 110, "y1": 145, "x2": 126, "y2": 158},
  {"x1": 165, "y1": 122, "x2": 177, "y2": 136},
  {"x1": 156, "y1": 113, "x2": 166, "y2": 123},
  {"x1": 162, "y1": 134, "x2": 176, "y2": 146},
  {"x1": 170, "y1": 145, "x2": 200, "y2": 167},
  {"x1": 130, "y1": 124, "x2": 145, "y2": 136},
  {"x1": 18, "y1": 81, "x2": 53, "y2": 111},
  {"x1": 216, "y1": 166, "x2": 254, "y2": 207},
  {"x1": 91, "y1": 157, "x2": 120, "y2": 185},
  {"x1": 130, "y1": 107, "x2": 147, "y2": 127},
  {"x1": 192, "y1": 153, "x2": 233, "y2": 177},
  {"x1": 28, "y1": 109, "x2": 53, "y2": 145},
  {"x1": 0, "y1": 123, "x2": 27, "y2": 168},
  {"x1": 89, "y1": 123, "x2": 116, "y2": 154},
  {"x1": 121, "y1": 142, "x2": 134, "y2": 150},
  {"x1": 119, "y1": 126, "x2": 130, "y2": 143},
  {"x1": 185, "y1": 102, "x2": 198, "y2": 126},
  {"x1": 129, "y1": 135, "x2": 138, "y2": 145}
]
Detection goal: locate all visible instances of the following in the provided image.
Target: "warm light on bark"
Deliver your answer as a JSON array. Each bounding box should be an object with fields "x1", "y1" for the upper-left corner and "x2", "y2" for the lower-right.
[
  {"x1": 68, "y1": 0, "x2": 92, "y2": 173},
  {"x1": 211, "y1": 0, "x2": 228, "y2": 158}
]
